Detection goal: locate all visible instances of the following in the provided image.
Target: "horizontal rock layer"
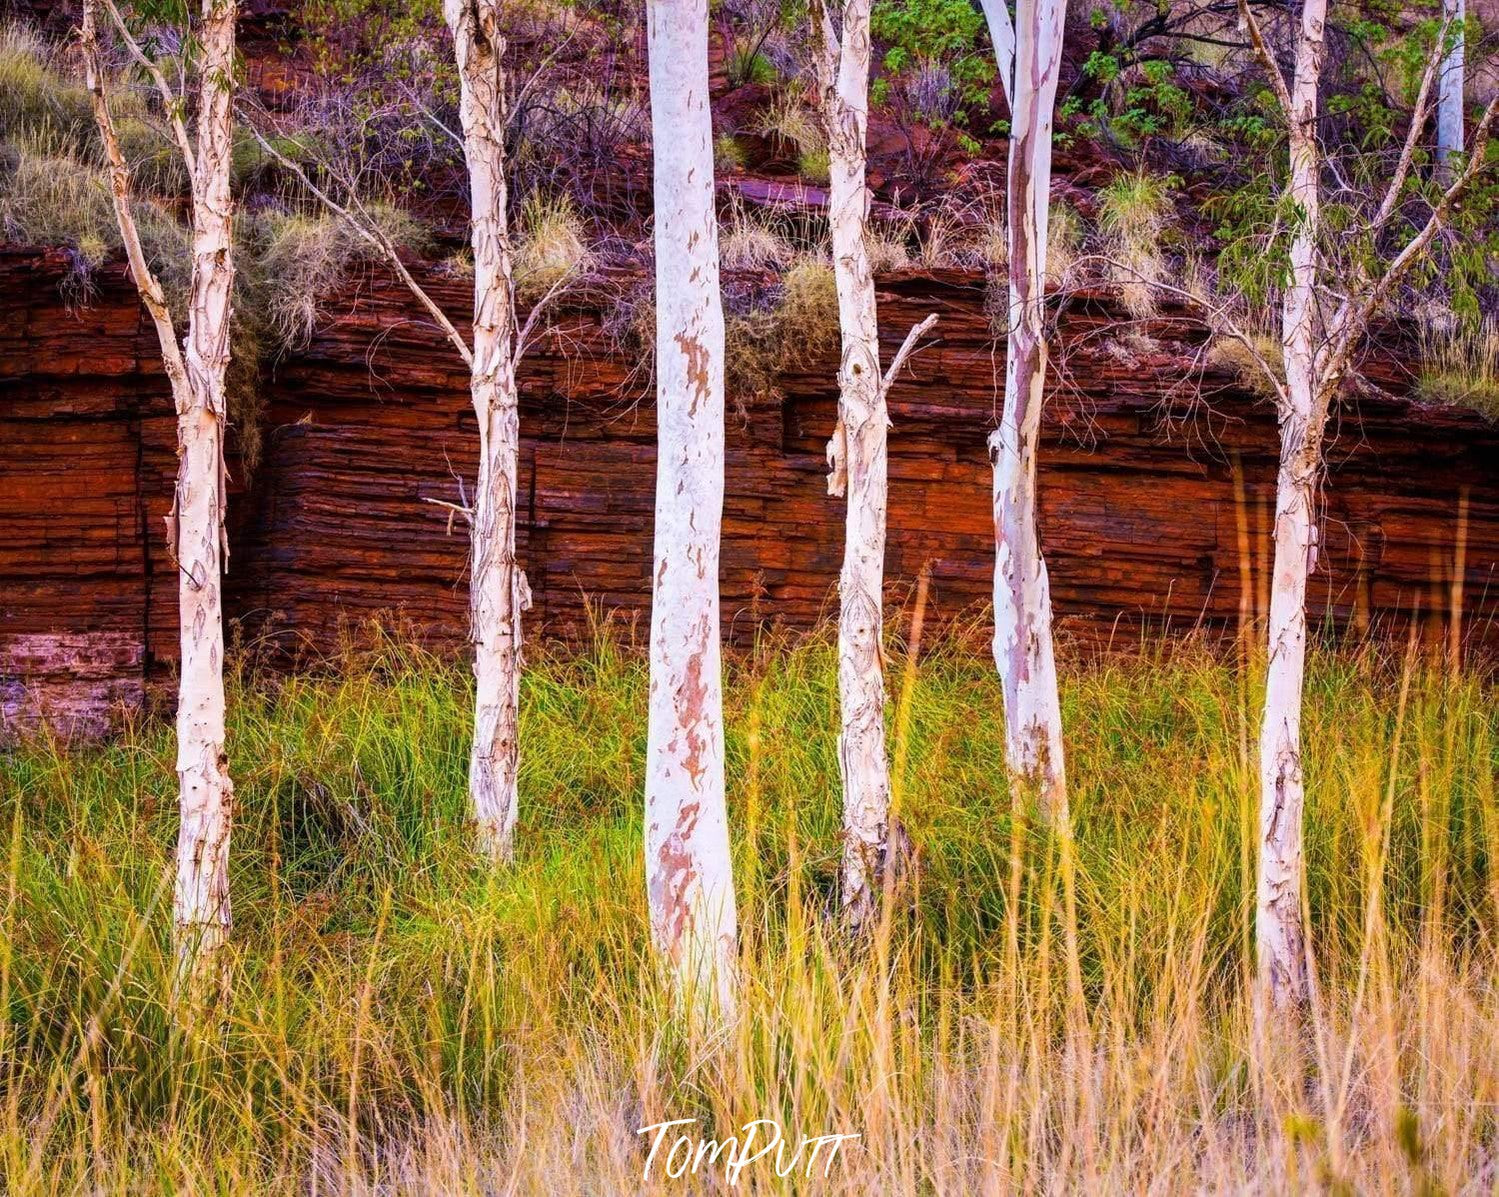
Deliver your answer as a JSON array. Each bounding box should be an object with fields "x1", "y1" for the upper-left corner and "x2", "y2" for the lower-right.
[{"x1": 2, "y1": 246, "x2": 1495, "y2": 734}]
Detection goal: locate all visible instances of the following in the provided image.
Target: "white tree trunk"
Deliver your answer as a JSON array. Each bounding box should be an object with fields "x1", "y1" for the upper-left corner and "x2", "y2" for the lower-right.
[
  {"x1": 990, "y1": 0, "x2": 1068, "y2": 824},
  {"x1": 813, "y1": 0, "x2": 894, "y2": 930},
  {"x1": 1437, "y1": 0, "x2": 1465, "y2": 182},
  {"x1": 172, "y1": 0, "x2": 238, "y2": 1005},
  {"x1": 643, "y1": 0, "x2": 738, "y2": 1018},
  {"x1": 1234, "y1": 0, "x2": 1498, "y2": 1016},
  {"x1": 446, "y1": 0, "x2": 528, "y2": 865},
  {"x1": 1256, "y1": 0, "x2": 1327, "y2": 1012},
  {"x1": 85, "y1": 0, "x2": 239, "y2": 1004}
]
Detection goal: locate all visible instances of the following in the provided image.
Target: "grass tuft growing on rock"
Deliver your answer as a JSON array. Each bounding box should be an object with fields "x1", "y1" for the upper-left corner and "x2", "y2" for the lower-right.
[
  {"x1": 757, "y1": 93, "x2": 830, "y2": 185},
  {"x1": 1098, "y1": 170, "x2": 1173, "y2": 317},
  {"x1": 514, "y1": 193, "x2": 593, "y2": 301},
  {"x1": 1417, "y1": 316, "x2": 1499, "y2": 421},
  {"x1": 774, "y1": 253, "x2": 840, "y2": 369},
  {"x1": 1208, "y1": 330, "x2": 1286, "y2": 399},
  {"x1": 248, "y1": 205, "x2": 429, "y2": 352}
]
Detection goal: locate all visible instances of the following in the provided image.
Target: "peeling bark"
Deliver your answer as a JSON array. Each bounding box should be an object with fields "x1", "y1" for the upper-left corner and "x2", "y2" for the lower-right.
[
  {"x1": 817, "y1": 0, "x2": 891, "y2": 930},
  {"x1": 1235, "y1": 0, "x2": 1499, "y2": 1014},
  {"x1": 175, "y1": 0, "x2": 238, "y2": 1009},
  {"x1": 812, "y1": 0, "x2": 937, "y2": 930},
  {"x1": 446, "y1": 0, "x2": 528, "y2": 865},
  {"x1": 990, "y1": 0, "x2": 1068, "y2": 824},
  {"x1": 1253, "y1": 0, "x2": 1326, "y2": 1013},
  {"x1": 644, "y1": 0, "x2": 738, "y2": 1019},
  {"x1": 83, "y1": 0, "x2": 238, "y2": 1008}
]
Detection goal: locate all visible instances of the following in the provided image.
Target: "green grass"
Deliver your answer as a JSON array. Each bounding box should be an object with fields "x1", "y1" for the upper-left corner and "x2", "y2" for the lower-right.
[{"x1": 0, "y1": 628, "x2": 1496, "y2": 1191}]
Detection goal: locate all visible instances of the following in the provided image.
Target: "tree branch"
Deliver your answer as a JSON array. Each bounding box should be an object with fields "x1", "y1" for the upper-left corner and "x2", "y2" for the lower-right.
[
  {"x1": 1342, "y1": 94, "x2": 1499, "y2": 350},
  {"x1": 1235, "y1": 0, "x2": 1294, "y2": 118},
  {"x1": 879, "y1": 313, "x2": 939, "y2": 400},
  {"x1": 79, "y1": 0, "x2": 190, "y2": 406},
  {"x1": 99, "y1": 0, "x2": 197, "y2": 179},
  {"x1": 1370, "y1": 14, "x2": 1447, "y2": 237},
  {"x1": 979, "y1": 0, "x2": 1015, "y2": 111},
  {"x1": 240, "y1": 118, "x2": 474, "y2": 367},
  {"x1": 1089, "y1": 253, "x2": 1290, "y2": 408},
  {"x1": 515, "y1": 265, "x2": 579, "y2": 360},
  {"x1": 807, "y1": 0, "x2": 842, "y2": 99}
]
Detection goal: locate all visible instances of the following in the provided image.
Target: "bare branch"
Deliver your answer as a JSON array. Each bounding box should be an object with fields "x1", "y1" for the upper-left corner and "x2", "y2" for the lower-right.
[
  {"x1": 79, "y1": 0, "x2": 190, "y2": 406},
  {"x1": 506, "y1": 15, "x2": 583, "y2": 117},
  {"x1": 99, "y1": 0, "x2": 197, "y2": 178},
  {"x1": 515, "y1": 265, "x2": 580, "y2": 360},
  {"x1": 422, "y1": 495, "x2": 474, "y2": 535},
  {"x1": 240, "y1": 117, "x2": 474, "y2": 366},
  {"x1": 879, "y1": 313, "x2": 939, "y2": 400},
  {"x1": 1235, "y1": 0, "x2": 1294, "y2": 118},
  {"x1": 1091, "y1": 253, "x2": 1290, "y2": 408},
  {"x1": 1343, "y1": 95, "x2": 1499, "y2": 349},
  {"x1": 1370, "y1": 15, "x2": 1447, "y2": 237}
]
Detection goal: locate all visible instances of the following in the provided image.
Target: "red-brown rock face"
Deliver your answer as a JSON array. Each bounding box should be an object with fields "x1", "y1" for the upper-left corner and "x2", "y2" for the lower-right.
[{"x1": 3, "y1": 247, "x2": 1496, "y2": 734}]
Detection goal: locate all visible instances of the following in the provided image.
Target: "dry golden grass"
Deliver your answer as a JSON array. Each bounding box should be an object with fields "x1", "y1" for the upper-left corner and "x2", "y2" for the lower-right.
[
  {"x1": 1, "y1": 626, "x2": 1496, "y2": 1192},
  {"x1": 774, "y1": 253, "x2": 840, "y2": 370},
  {"x1": 514, "y1": 193, "x2": 593, "y2": 301},
  {"x1": 1209, "y1": 331, "x2": 1287, "y2": 399},
  {"x1": 1418, "y1": 317, "x2": 1499, "y2": 421}
]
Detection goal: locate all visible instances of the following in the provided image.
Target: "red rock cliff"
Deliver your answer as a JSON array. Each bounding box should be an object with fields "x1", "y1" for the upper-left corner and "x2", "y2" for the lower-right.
[{"x1": 3, "y1": 247, "x2": 1495, "y2": 733}]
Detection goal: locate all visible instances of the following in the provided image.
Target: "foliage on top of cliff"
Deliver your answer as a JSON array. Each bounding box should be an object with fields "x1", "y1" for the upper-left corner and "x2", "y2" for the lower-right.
[{"x1": 1, "y1": 0, "x2": 1497, "y2": 422}]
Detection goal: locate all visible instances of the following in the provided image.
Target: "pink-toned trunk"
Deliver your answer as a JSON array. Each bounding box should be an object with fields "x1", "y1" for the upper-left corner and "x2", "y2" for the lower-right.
[
  {"x1": 643, "y1": 0, "x2": 738, "y2": 1018},
  {"x1": 990, "y1": 0, "x2": 1068, "y2": 823}
]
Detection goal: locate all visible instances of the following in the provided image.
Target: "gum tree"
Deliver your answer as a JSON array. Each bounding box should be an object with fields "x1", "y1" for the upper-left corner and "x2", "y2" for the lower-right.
[
  {"x1": 1235, "y1": 0, "x2": 1497, "y2": 1009},
  {"x1": 244, "y1": 2, "x2": 577, "y2": 867},
  {"x1": 81, "y1": 0, "x2": 239, "y2": 1009},
  {"x1": 809, "y1": 0, "x2": 937, "y2": 929},
  {"x1": 980, "y1": 0, "x2": 1070, "y2": 824},
  {"x1": 643, "y1": 0, "x2": 739, "y2": 1016},
  {"x1": 444, "y1": 0, "x2": 530, "y2": 864}
]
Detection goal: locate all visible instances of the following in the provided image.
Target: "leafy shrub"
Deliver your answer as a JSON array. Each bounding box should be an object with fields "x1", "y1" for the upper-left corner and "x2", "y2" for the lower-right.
[
  {"x1": 870, "y1": 0, "x2": 994, "y2": 119},
  {"x1": 1070, "y1": 55, "x2": 1192, "y2": 147}
]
